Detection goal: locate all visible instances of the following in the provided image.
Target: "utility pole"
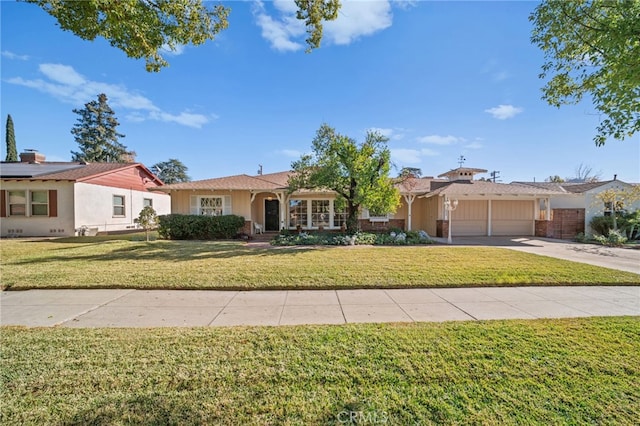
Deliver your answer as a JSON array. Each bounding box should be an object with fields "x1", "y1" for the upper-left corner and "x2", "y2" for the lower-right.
[
  {"x1": 490, "y1": 170, "x2": 501, "y2": 183},
  {"x1": 257, "y1": 164, "x2": 263, "y2": 175}
]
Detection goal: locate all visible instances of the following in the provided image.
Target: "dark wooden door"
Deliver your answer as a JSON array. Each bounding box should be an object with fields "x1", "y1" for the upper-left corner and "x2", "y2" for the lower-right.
[{"x1": 265, "y1": 199, "x2": 280, "y2": 231}]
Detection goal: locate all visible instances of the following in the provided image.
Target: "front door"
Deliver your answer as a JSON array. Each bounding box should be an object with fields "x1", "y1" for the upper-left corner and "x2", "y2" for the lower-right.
[{"x1": 265, "y1": 199, "x2": 280, "y2": 231}]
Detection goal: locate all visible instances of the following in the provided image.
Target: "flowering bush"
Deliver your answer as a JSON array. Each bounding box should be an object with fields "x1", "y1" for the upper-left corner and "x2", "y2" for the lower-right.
[{"x1": 270, "y1": 230, "x2": 433, "y2": 246}]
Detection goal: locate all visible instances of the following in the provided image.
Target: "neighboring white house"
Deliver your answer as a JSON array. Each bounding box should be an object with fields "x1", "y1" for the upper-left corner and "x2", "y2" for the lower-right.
[
  {"x1": 515, "y1": 179, "x2": 640, "y2": 234},
  {"x1": 1, "y1": 151, "x2": 170, "y2": 237}
]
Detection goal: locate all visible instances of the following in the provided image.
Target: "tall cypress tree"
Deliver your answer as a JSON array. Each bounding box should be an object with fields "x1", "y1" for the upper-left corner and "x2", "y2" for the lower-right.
[
  {"x1": 5, "y1": 114, "x2": 18, "y2": 162},
  {"x1": 70, "y1": 93, "x2": 134, "y2": 162}
]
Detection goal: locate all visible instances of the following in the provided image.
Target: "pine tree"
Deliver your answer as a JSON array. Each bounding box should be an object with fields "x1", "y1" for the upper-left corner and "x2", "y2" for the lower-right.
[
  {"x1": 152, "y1": 159, "x2": 191, "y2": 184},
  {"x1": 5, "y1": 114, "x2": 18, "y2": 162},
  {"x1": 71, "y1": 93, "x2": 134, "y2": 162}
]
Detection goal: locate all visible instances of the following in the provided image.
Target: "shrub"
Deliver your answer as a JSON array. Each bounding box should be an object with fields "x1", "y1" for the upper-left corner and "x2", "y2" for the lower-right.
[
  {"x1": 593, "y1": 229, "x2": 628, "y2": 247},
  {"x1": 270, "y1": 230, "x2": 434, "y2": 246},
  {"x1": 590, "y1": 210, "x2": 640, "y2": 240},
  {"x1": 590, "y1": 215, "x2": 615, "y2": 236},
  {"x1": 157, "y1": 214, "x2": 246, "y2": 240}
]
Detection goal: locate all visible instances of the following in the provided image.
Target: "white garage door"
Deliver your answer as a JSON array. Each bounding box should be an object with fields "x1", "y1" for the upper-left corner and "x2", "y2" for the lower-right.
[
  {"x1": 491, "y1": 200, "x2": 534, "y2": 236},
  {"x1": 451, "y1": 200, "x2": 488, "y2": 236}
]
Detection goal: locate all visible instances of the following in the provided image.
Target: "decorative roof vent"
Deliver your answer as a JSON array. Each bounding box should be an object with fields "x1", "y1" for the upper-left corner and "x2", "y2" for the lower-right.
[
  {"x1": 19, "y1": 149, "x2": 46, "y2": 164},
  {"x1": 437, "y1": 167, "x2": 488, "y2": 182}
]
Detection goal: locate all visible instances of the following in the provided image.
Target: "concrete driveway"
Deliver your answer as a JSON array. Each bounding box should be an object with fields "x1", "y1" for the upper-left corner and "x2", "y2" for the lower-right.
[{"x1": 441, "y1": 236, "x2": 640, "y2": 275}]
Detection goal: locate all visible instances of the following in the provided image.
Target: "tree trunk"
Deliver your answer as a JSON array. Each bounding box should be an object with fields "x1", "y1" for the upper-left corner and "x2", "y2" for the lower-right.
[{"x1": 346, "y1": 201, "x2": 359, "y2": 234}]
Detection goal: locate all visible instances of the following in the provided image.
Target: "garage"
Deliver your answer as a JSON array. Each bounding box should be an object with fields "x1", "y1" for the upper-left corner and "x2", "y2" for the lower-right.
[
  {"x1": 451, "y1": 200, "x2": 488, "y2": 236},
  {"x1": 491, "y1": 200, "x2": 534, "y2": 236}
]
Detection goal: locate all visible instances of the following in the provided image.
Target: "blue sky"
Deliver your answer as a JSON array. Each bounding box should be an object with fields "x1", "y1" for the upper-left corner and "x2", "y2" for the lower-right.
[{"x1": 1, "y1": 0, "x2": 638, "y2": 183}]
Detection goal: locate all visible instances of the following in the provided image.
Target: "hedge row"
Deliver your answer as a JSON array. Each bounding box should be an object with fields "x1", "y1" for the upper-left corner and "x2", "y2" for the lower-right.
[{"x1": 157, "y1": 214, "x2": 246, "y2": 240}]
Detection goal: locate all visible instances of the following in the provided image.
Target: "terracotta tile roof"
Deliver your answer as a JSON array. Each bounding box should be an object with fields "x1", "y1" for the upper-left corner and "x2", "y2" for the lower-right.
[
  {"x1": 426, "y1": 180, "x2": 565, "y2": 197},
  {"x1": 1, "y1": 162, "x2": 146, "y2": 181}
]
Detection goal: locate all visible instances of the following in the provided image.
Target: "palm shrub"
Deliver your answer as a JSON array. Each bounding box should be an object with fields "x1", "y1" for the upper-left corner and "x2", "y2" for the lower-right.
[{"x1": 590, "y1": 210, "x2": 640, "y2": 240}]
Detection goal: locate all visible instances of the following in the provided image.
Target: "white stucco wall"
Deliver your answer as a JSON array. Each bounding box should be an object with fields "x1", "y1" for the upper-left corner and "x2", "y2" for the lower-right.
[
  {"x1": 1, "y1": 181, "x2": 75, "y2": 237},
  {"x1": 584, "y1": 181, "x2": 640, "y2": 234},
  {"x1": 74, "y1": 183, "x2": 171, "y2": 233}
]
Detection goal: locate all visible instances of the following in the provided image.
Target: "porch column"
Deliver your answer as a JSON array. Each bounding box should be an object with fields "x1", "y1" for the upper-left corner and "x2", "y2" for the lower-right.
[
  {"x1": 276, "y1": 192, "x2": 287, "y2": 231},
  {"x1": 403, "y1": 194, "x2": 416, "y2": 231},
  {"x1": 487, "y1": 199, "x2": 492, "y2": 236}
]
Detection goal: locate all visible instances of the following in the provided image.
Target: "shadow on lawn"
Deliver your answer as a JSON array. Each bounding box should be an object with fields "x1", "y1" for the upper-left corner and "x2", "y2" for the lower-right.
[
  {"x1": 11, "y1": 240, "x2": 323, "y2": 265},
  {"x1": 66, "y1": 393, "x2": 215, "y2": 425}
]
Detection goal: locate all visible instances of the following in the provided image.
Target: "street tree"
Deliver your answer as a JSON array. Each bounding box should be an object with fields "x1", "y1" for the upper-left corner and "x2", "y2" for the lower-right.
[
  {"x1": 545, "y1": 175, "x2": 565, "y2": 183},
  {"x1": 136, "y1": 206, "x2": 158, "y2": 242},
  {"x1": 530, "y1": 0, "x2": 640, "y2": 145},
  {"x1": 398, "y1": 167, "x2": 422, "y2": 178},
  {"x1": 25, "y1": 0, "x2": 340, "y2": 72},
  {"x1": 5, "y1": 115, "x2": 18, "y2": 162},
  {"x1": 568, "y1": 163, "x2": 601, "y2": 183},
  {"x1": 71, "y1": 94, "x2": 134, "y2": 163},
  {"x1": 152, "y1": 159, "x2": 191, "y2": 184},
  {"x1": 289, "y1": 124, "x2": 400, "y2": 234}
]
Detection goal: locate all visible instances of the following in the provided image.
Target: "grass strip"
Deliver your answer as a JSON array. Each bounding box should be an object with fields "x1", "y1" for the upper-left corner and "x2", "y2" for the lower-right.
[
  {"x1": 1, "y1": 237, "x2": 638, "y2": 289},
  {"x1": 1, "y1": 317, "x2": 639, "y2": 424}
]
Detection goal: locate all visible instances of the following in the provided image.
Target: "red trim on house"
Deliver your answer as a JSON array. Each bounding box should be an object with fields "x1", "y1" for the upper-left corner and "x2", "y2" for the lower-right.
[{"x1": 81, "y1": 166, "x2": 162, "y2": 191}]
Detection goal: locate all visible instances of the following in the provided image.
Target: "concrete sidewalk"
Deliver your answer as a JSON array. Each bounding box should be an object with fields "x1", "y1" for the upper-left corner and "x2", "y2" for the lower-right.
[{"x1": 2, "y1": 286, "x2": 638, "y2": 328}]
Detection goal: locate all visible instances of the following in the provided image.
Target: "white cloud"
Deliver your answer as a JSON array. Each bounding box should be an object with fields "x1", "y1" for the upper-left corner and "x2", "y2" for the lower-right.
[
  {"x1": 485, "y1": 104, "x2": 523, "y2": 120},
  {"x1": 280, "y1": 149, "x2": 303, "y2": 158},
  {"x1": 391, "y1": 148, "x2": 439, "y2": 165},
  {"x1": 324, "y1": 0, "x2": 392, "y2": 45},
  {"x1": 464, "y1": 141, "x2": 483, "y2": 149},
  {"x1": 7, "y1": 63, "x2": 213, "y2": 128},
  {"x1": 367, "y1": 127, "x2": 405, "y2": 140},
  {"x1": 160, "y1": 43, "x2": 186, "y2": 56},
  {"x1": 253, "y1": 1, "x2": 305, "y2": 52},
  {"x1": 254, "y1": 0, "x2": 396, "y2": 51},
  {"x1": 417, "y1": 134, "x2": 465, "y2": 145},
  {"x1": 2, "y1": 50, "x2": 29, "y2": 60}
]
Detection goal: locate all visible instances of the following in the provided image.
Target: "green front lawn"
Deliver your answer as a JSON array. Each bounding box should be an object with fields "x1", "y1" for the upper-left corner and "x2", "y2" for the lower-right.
[
  {"x1": 2, "y1": 317, "x2": 639, "y2": 424},
  {"x1": 1, "y1": 235, "x2": 638, "y2": 289}
]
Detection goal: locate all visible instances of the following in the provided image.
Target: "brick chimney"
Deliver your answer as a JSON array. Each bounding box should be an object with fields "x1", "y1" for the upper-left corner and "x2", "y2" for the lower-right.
[{"x1": 19, "y1": 150, "x2": 46, "y2": 164}]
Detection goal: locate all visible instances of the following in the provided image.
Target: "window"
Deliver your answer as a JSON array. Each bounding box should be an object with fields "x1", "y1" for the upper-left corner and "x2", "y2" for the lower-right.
[
  {"x1": 31, "y1": 191, "x2": 48, "y2": 216},
  {"x1": 199, "y1": 197, "x2": 223, "y2": 216},
  {"x1": 334, "y1": 204, "x2": 347, "y2": 228},
  {"x1": 143, "y1": 198, "x2": 153, "y2": 208},
  {"x1": 365, "y1": 207, "x2": 390, "y2": 222},
  {"x1": 603, "y1": 202, "x2": 613, "y2": 217},
  {"x1": 113, "y1": 195, "x2": 126, "y2": 217},
  {"x1": 311, "y1": 200, "x2": 330, "y2": 228},
  {"x1": 289, "y1": 199, "x2": 307, "y2": 228},
  {"x1": 8, "y1": 191, "x2": 26, "y2": 216}
]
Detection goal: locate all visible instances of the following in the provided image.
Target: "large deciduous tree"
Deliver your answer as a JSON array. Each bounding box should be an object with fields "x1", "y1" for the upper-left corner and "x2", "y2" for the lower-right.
[
  {"x1": 289, "y1": 124, "x2": 400, "y2": 234},
  {"x1": 71, "y1": 93, "x2": 134, "y2": 163},
  {"x1": 152, "y1": 159, "x2": 191, "y2": 184},
  {"x1": 5, "y1": 114, "x2": 18, "y2": 162},
  {"x1": 25, "y1": 0, "x2": 340, "y2": 72},
  {"x1": 530, "y1": 0, "x2": 640, "y2": 146}
]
